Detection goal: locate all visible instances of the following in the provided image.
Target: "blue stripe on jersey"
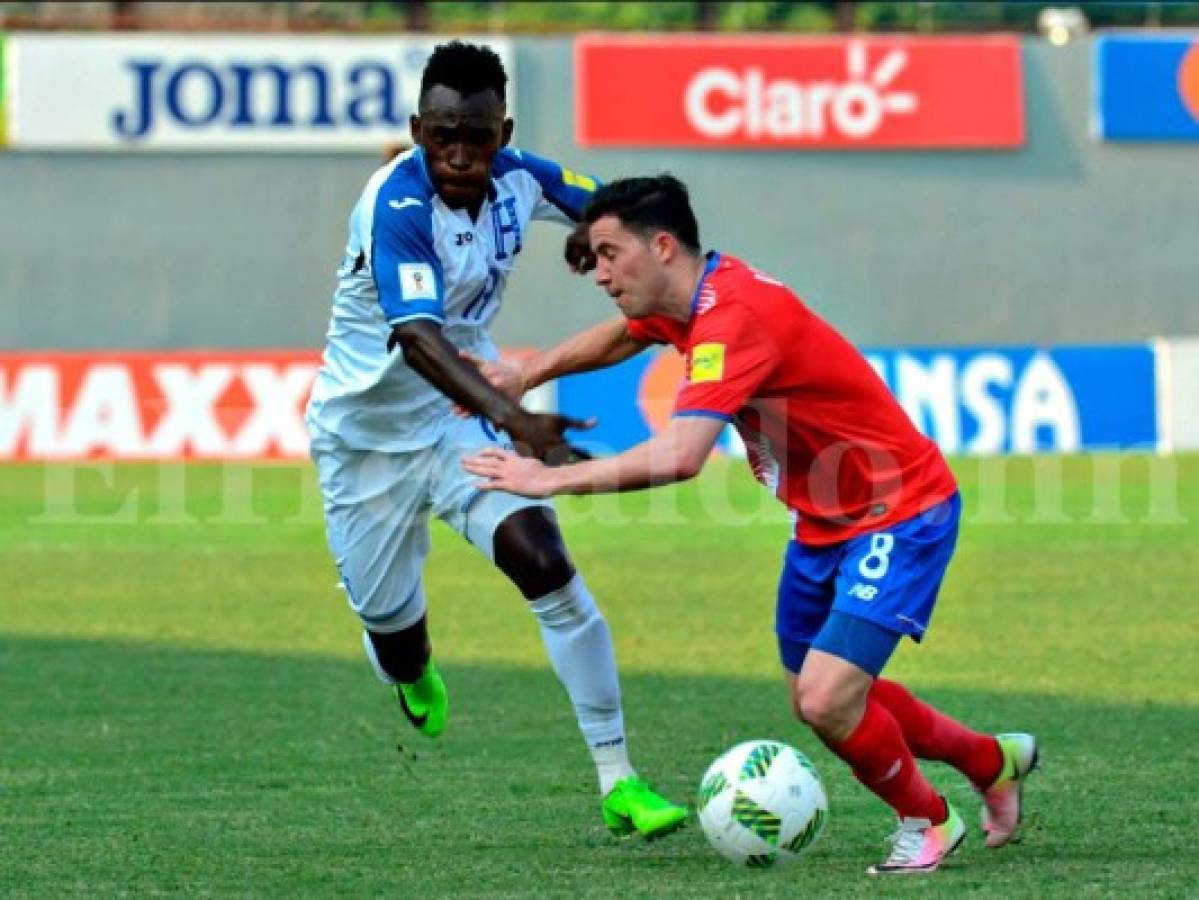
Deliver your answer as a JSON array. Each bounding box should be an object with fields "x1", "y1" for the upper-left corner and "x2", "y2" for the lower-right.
[
  {"x1": 492, "y1": 148, "x2": 600, "y2": 221},
  {"x1": 673, "y1": 409, "x2": 734, "y2": 423},
  {"x1": 372, "y1": 151, "x2": 446, "y2": 324},
  {"x1": 460, "y1": 267, "x2": 500, "y2": 321}
]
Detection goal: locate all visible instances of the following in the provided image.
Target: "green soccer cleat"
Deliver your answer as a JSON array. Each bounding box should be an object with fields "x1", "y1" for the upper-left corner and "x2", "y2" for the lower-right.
[
  {"x1": 980, "y1": 732, "x2": 1039, "y2": 847},
  {"x1": 601, "y1": 776, "x2": 688, "y2": 840},
  {"x1": 395, "y1": 660, "x2": 448, "y2": 738}
]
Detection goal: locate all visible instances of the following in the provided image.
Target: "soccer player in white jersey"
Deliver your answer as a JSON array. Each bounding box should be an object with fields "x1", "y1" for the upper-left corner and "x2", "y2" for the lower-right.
[{"x1": 304, "y1": 41, "x2": 685, "y2": 838}]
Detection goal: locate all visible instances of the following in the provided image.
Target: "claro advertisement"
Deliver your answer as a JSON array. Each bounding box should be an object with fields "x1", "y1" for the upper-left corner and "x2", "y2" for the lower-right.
[{"x1": 575, "y1": 34, "x2": 1024, "y2": 149}]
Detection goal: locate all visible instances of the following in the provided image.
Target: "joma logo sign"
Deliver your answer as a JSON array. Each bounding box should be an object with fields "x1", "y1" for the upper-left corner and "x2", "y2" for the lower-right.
[{"x1": 111, "y1": 58, "x2": 414, "y2": 140}]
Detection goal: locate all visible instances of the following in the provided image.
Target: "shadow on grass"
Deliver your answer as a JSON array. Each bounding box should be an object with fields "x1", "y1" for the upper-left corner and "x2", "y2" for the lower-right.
[{"x1": 2, "y1": 636, "x2": 1196, "y2": 898}]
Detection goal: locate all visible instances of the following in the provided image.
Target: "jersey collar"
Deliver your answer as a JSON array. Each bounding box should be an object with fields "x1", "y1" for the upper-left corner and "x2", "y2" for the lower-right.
[{"x1": 689, "y1": 251, "x2": 722, "y2": 320}]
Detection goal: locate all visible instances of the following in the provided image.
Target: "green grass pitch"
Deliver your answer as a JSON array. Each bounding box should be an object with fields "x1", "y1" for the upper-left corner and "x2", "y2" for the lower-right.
[{"x1": 2, "y1": 456, "x2": 1197, "y2": 897}]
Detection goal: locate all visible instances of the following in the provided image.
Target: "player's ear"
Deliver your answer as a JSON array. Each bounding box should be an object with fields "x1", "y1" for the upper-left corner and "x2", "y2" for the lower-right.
[
  {"x1": 409, "y1": 113, "x2": 422, "y2": 146},
  {"x1": 652, "y1": 231, "x2": 677, "y2": 264},
  {"x1": 500, "y1": 118, "x2": 514, "y2": 148}
]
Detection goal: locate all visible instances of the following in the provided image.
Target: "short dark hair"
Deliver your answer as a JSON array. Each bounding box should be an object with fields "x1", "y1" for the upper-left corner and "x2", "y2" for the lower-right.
[
  {"x1": 582, "y1": 175, "x2": 701, "y2": 255},
  {"x1": 419, "y1": 41, "x2": 507, "y2": 105}
]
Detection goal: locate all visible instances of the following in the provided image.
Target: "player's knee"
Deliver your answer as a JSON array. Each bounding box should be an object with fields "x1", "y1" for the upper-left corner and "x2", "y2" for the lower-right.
[
  {"x1": 793, "y1": 682, "x2": 855, "y2": 736},
  {"x1": 526, "y1": 542, "x2": 574, "y2": 584},
  {"x1": 794, "y1": 684, "x2": 834, "y2": 729},
  {"x1": 493, "y1": 508, "x2": 575, "y2": 598}
]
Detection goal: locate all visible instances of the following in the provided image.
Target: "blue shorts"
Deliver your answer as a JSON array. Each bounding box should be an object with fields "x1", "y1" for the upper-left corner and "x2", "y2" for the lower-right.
[{"x1": 776, "y1": 493, "x2": 961, "y2": 674}]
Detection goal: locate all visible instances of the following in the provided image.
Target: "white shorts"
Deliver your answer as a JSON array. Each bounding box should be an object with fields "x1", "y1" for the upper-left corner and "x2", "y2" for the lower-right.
[{"x1": 310, "y1": 415, "x2": 553, "y2": 633}]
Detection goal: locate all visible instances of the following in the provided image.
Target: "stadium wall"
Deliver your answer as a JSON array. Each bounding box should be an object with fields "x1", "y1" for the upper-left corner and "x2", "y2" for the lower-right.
[{"x1": 0, "y1": 36, "x2": 1198, "y2": 352}]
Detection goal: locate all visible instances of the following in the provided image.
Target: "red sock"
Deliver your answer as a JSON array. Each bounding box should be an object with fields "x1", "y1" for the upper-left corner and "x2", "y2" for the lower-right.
[
  {"x1": 827, "y1": 697, "x2": 946, "y2": 823},
  {"x1": 871, "y1": 678, "x2": 1003, "y2": 789}
]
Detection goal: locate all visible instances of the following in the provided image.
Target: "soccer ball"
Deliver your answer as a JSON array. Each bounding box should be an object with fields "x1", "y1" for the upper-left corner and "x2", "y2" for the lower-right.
[{"x1": 696, "y1": 739, "x2": 828, "y2": 868}]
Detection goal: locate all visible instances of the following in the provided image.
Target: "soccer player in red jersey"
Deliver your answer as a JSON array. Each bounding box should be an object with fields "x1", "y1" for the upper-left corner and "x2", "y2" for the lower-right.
[{"x1": 463, "y1": 175, "x2": 1038, "y2": 875}]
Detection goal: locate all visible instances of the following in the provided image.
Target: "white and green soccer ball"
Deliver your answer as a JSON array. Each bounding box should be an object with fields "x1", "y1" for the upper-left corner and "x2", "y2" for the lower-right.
[{"x1": 697, "y1": 739, "x2": 828, "y2": 868}]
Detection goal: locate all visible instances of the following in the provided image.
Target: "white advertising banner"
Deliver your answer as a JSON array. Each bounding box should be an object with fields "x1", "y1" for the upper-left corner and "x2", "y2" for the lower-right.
[
  {"x1": 1160, "y1": 336, "x2": 1199, "y2": 451},
  {"x1": 5, "y1": 33, "x2": 514, "y2": 150}
]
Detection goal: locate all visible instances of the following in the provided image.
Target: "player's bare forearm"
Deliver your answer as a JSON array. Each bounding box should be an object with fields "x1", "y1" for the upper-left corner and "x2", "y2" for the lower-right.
[
  {"x1": 390, "y1": 320, "x2": 525, "y2": 429},
  {"x1": 549, "y1": 439, "x2": 699, "y2": 494},
  {"x1": 524, "y1": 317, "x2": 648, "y2": 390},
  {"x1": 463, "y1": 416, "x2": 725, "y2": 497}
]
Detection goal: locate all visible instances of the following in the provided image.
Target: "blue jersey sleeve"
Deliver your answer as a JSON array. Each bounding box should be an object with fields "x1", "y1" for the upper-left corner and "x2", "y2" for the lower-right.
[
  {"x1": 371, "y1": 187, "x2": 445, "y2": 325},
  {"x1": 497, "y1": 148, "x2": 601, "y2": 222}
]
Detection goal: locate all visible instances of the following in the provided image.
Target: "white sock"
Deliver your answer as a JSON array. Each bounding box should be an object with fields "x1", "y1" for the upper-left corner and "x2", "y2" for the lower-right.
[
  {"x1": 529, "y1": 574, "x2": 635, "y2": 795},
  {"x1": 591, "y1": 739, "x2": 635, "y2": 797}
]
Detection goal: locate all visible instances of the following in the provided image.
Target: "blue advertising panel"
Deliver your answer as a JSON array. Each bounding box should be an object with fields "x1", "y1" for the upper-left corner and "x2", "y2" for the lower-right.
[
  {"x1": 556, "y1": 344, "x2": 1159, "y2": 456},
  {"x1": 1094, "y1": 35, "x2": 1199, "y2": 140}
]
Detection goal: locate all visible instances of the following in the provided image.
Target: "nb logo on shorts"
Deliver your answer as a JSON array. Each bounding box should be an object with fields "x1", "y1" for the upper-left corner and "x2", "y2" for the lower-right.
[{"x1": 848, "y1": 583, "x2": 879, "y2": 601}]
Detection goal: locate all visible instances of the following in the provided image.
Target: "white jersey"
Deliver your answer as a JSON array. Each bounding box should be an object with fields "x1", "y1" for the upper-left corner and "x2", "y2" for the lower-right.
[{"x1": 306, "y1": 146, "x2": 598, "y2": 451}]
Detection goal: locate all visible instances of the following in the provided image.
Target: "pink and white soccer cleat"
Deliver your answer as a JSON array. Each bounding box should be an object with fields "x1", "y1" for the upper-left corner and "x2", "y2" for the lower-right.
[
  {"x1": 867, "y1": 802, "x2": 966, "y2": 875},
  {"x1": 980, "y1": 732, "x2": 1039, "y2": 848}
]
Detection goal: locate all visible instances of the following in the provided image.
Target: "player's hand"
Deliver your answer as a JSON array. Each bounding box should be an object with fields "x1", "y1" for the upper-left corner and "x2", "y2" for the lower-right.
[
  {"x1": 505, "y1": 410, "x2": 596, "y2": 464},
  {"x1": 564, "y1": 222, "x2": 596, "y2": 275},
  {"x1": 466, "y1": 350, "x2": 527, "y2": 400},
  {"x1": 462, "y1": 447, "x2": 556, "y2": 498},
  {"x1": 451, "y1": 351, "x2": 529, "y2": 418}
]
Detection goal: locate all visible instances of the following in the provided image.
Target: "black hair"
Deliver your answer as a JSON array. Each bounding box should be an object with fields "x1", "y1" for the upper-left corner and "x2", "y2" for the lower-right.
[
  {"x1": 419, "y1": 41, "x2": 508, "y2": 105},
  {"x1": 582, "y1": 175, "x2": 701, "y2": 255}
]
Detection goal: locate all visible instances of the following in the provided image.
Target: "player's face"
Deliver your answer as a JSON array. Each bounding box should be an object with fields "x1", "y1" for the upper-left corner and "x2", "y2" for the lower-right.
[
  {"x1": 589, "y1": 215, "x2": 670, "y2": 319},
  {"x1": 411, "y1": 85, "x2": 512, "y2": 214}
]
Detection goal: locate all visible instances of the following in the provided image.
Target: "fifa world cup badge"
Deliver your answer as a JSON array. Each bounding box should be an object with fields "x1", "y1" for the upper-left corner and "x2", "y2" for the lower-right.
[{"x1": 399, "y1": 262, "x2": 437, "y2": 300}]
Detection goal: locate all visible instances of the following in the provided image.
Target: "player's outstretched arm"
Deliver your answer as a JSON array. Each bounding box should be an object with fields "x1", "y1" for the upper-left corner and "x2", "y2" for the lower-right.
[
  {"x1": 458, "y1": 317, "x2": 645, "y2": 406},
  {"x1": 522, "y1": 317, "x2": 649, "y2": 391},
  {"x1": 391, "y1": 319, "x2": 591, "y2": 460},
  {"x1": 463, "y1": 415, "x2": 725, "y2": 498}
]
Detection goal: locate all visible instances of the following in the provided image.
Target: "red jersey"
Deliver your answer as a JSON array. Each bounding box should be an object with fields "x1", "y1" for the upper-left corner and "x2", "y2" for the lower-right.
[{"x1": 625, "y1": 252, "x2": 957, "y2": 546}]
